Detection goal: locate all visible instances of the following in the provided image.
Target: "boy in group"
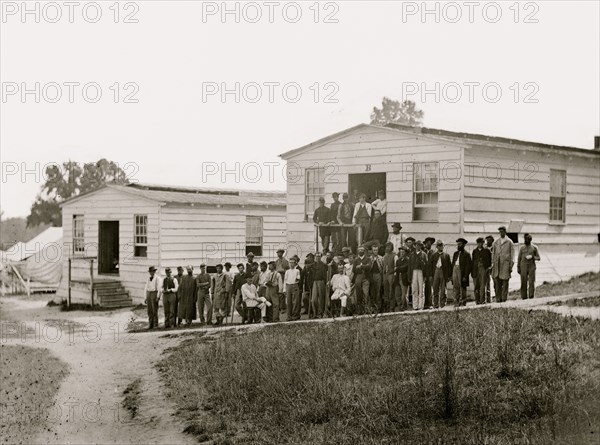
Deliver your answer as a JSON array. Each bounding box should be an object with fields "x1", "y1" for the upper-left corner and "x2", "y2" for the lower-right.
[{"x1": 330, "y1": 262, "x2": 351, "y2": 317}]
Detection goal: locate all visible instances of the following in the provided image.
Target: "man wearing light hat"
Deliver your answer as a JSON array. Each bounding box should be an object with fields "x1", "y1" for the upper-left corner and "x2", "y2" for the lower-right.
[
  {"x1": 491, "y1": 226, "x2": 514, "y2": 303},
  {"x1": 452, "y1": 238, "x2": 472, "y2": 307},
  {"x1": 144, "y1": 266, "x2": 161, "y2": 329}
]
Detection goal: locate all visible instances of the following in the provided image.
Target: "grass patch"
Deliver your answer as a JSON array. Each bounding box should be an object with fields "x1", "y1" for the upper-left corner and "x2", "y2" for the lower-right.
[
  {"x1": 159, "y1": 310, "x2": 600, "y2": 445},
  {"x1": 549, "y1": 296, "x2": 600, "y2": 308},
  {"x1": 122, "y1": 377, "x2": 142, "y2": 419},
  {"x1": 510, "y1": 271, "x2": 600, "y2": 299},
  {"x1": 0, "y1": 344, "x2": 68, "y2": 444}
]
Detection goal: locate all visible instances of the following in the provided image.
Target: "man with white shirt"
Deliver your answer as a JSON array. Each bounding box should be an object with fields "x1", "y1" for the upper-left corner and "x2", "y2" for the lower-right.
[
  {"x1": 353, "y1": 193, "x2": 373, "y2": 245},
  {"x1": 145, "y1": 266, "x2": 162, "y2": 329},
  {"x1": 371, "y1": 190, "x2": 387, "y2": 220},
  {"x1": 284, "y1": 257, "x2": 302, "y2": 321},
  {"x1": 162, "y1": 267, "x2": 178, "y2": 329},
  {"x1": 330, "y1": 263, "x2": 351, "y2": 316},
  {"x1": 492, "y1": 226, "x2": 514, "y2": 303},
  {"x1": 388, "y1": 223, "x2": 404, "y2": 253}
]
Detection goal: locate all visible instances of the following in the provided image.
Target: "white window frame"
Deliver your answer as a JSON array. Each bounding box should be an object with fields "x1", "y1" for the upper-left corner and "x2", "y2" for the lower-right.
[
  {"x1": 134, "y1": 214, "x2": 148, "y2": 257},
  {"x1": 246, "y1": 216, "x2": 263, "y2": 256},
  {"x1": 549, "y1": 169, "x2": 566, "y2": 223},
  {"x1": 305, "y1": 167, "x2": 325, "y2": 221},
  {"x1": 72, "y1": 214, "x2": 84, "y2": 255},
  {"x1": 412, "y1": 162, "x2": 439, "y2": 221}
]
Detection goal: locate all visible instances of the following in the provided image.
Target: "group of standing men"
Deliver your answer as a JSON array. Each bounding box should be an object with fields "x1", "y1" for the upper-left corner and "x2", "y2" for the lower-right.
[{"x1": 144, "y1": 226, "x2": 540, "y2": 329}]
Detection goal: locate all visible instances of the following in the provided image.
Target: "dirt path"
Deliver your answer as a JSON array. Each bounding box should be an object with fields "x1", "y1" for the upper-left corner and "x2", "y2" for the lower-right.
[
  {"x1": 1, "y1": 290, "x2": 598, "y2": 444},
  {"x1": 1, "y1": 298, "x2": 196, "y2": 445}
]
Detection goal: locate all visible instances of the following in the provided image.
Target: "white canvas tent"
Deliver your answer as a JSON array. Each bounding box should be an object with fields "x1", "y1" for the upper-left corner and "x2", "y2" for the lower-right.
[{"x1": 0, "y1": 227, "x2": 63, "y2": 294}]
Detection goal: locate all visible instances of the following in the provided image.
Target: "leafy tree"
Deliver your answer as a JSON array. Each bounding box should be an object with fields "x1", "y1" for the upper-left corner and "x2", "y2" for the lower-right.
[
  {"x1": 27, "y1": 159, "x2": 129, "y2": 227},
  {"x1": 370, "y1": 97, "x2": 424, "y2": 127}
]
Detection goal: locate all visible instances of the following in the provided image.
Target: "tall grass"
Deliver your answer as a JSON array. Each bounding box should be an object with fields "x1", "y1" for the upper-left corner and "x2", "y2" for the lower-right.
[{"x1": 158, "y1": 309, "x2": 600, "y2": 444}]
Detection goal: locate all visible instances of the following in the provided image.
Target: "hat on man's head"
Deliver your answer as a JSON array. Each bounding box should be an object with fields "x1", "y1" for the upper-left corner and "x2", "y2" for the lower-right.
[
  {"x1": 357, "y1": 246, "x2": 366, "y2": 252},
  {"x1": 186, "y1": 265, "x2": 193, "y2": 270},
  {"x1": 292, "y1": 255, "x2": 300, "y2": 262},
  {"x1": 199, "y1": 262, "x2": 206, "y2": 267},
  {"x1": 165, "y1": 267, "x2": 171, "y2": 273},
  {"x1": 476, "y1": 237, "x2": 484, "y2": 243},
  {"x1": 391, "y1": 222, "x2": 402, "y2": 230},
  {"x1": 415, "y1": 240, "x2": 424, "y2": 246},
  {"x1": 436, "y1": 240, "x2": 444, "y2": 246},
  {"x1": 148, "y1": 266, "x2": 157, "y2": 272},
  {"x1": 247, "y1": 252, "x2": 255, "y2": 258},
  {"x1": 341, "y1": 246, "x2": 351, "y2": 253},
  {"x1": 332, "y1": 192, "x2": 339, "y2": 198},
  {"x1": 405, "y1": 236, "x2": 416, "y2": 242},
  {"x1": 276, "y1": 248, "x2": 285, "y2": 253},
  {"x1": 485, "y1": 235, "x2": 494, "y2": 241},
  {"x1": 177, "y1": 266, "x2": 184, "y2": 271},
  {"x1": 424, "y1": 237, "x2": 436, "y2": 244},
  {"x1": 306, "y1": 252, "x2": 315, "y2": 258},
  {"x1": 498, "y1": 226, "x2": 507, "y2": 231},
  {"x1": 456, "y1": 238, "x2": 468, "y2": 244},
  {"x1": 342, "y1": 192, "x2": 348, "y2": 198},
  {"x1": 318, "y1": 197, "x2": 325, "y2": 202},
  {"x1": 399, "y1": 246, "x2": 409, "y2": 252}
]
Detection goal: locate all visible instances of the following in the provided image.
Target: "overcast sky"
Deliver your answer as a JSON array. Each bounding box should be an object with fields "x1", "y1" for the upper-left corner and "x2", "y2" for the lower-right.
[{"x1": 1, "y1": 0, "x2": 599, "y2": 219}]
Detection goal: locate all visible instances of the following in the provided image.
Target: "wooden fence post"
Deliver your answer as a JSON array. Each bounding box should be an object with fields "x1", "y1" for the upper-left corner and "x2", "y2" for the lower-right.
[
  {"x1": 67, "y1": 258, "x2": 72, "y2": 308},
  {"x1": 89, "y1": 259, "x2": 94, "y2": 306}
]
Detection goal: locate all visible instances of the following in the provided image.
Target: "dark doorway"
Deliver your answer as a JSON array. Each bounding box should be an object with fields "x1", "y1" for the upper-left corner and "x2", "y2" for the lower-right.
[
  {"x1": 98, "y1": 221, "x2": 119, "y2": 275},
  {"x1": 348, "y1": 173, "x2": 386, "y2": 203}
]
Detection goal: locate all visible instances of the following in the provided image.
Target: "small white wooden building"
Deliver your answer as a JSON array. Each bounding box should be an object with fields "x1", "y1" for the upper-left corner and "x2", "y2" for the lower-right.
[
  {"x1": 280, "y1": 123, "x2": 600, "y2": 288},
  {"x1": 55, "y1": 183, "x2": 286, "y2": 305}
]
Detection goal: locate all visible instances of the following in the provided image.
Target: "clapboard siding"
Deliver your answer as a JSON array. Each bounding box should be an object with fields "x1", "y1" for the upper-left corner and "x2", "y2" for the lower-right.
[
  {"x1": 464, "y1": 145, "x2": 600, "y2": 243},
  {"x1": 284, "y1": 126, "x2": 464, "y2": 256},
  {"x1": 159, "y1": 206, "x2": 286, "y2": 270},
  {"x1": 56, "y1": 187, "x2": 160, "y2": 303},
  {"x1": 56, "y1": 187, "x2": 287, "y2": 304}
]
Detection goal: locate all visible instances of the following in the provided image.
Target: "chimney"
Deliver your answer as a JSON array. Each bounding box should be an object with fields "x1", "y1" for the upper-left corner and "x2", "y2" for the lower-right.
[{"x1": 595, "y1": 136, "x2": 600, "y2": 150}]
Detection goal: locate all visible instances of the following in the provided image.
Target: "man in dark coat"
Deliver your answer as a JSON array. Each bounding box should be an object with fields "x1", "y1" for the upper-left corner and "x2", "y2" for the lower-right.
[
  {"x1": 174, "y1": 266, "x2": 185, "y2": 326},
  {"x1": 178, "y1": 265, "x2": 197, "y2": 326},
  {"x1": 313, "y1": 197, "x2": 331, "y2": 252},
  {"x1": 232, "y1": 263, "x2": 247, "y2": 323},
  {"x1": 365, "y1": 210, "x2": 388, "y2": 255},
  {"x1": 301, "y1": 253, "x2": 314, "y2": 315},
  {"x1": 472, "y1": 237, "x2": 492, "y2": 304},
  {"x1": 329, "y1": 192, "x2": 342, "y2": 254},
  {"x1": 452, "y1": 238, "x2": 472, "y2": 307},
  {"x1": 352, "y1": 246, "x2": 372, "y2": 314},
  {"x1": 423, "y1": 237, "x2": 436, "y2": 309},
  {"x1": 428, "y1": 240, "x2": 452, "y2": 308}
]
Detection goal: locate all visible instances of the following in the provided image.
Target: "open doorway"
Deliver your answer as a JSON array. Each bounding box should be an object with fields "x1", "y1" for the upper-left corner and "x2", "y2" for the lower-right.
[
  {"x1": 98, "y1": 221, "x2": 119, "y2": 275},
  {"x1": 348, "y1": 173, "x2": 386, "y2": 203}
]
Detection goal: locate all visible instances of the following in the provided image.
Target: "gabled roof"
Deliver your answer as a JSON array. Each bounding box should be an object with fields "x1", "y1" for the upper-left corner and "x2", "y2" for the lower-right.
[
  {"x1": 279, "y1": 123, "x2": 599, "y2": 160},
  {"x1": 61, "y1": 183, "x2": 286, "y2": 208}
]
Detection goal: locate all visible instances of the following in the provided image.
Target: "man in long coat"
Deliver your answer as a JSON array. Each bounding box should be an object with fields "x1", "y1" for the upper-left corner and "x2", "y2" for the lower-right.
[
  {"x1": 177, "y1": 265, "x2": 197, "y2": 326},
  {"x1": 452, "y1": 238, "x2": 472, "y2": 307},
  {"x1": 491, "y1": 226, "x2": 514, "y2": 303}
]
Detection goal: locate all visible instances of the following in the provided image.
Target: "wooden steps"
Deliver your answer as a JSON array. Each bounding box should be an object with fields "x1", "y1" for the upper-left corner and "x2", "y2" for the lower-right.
[{"x1": 69, "y1": 277, "x2": 133, "y2": 308}]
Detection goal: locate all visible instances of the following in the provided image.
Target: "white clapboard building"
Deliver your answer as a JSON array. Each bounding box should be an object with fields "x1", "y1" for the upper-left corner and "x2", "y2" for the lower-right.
[
  {"x1": 280, "y1": 123, "x2": 600, "y2": 289},
  {"x1": 55, "y1": 183, "x2": 286, "y2": 306}
]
